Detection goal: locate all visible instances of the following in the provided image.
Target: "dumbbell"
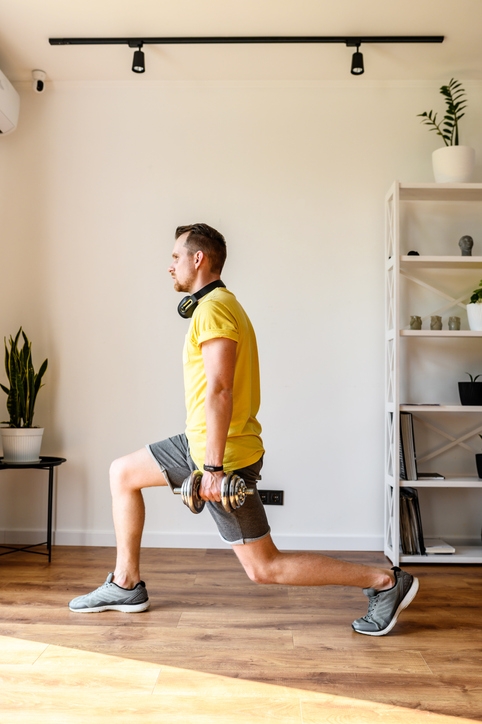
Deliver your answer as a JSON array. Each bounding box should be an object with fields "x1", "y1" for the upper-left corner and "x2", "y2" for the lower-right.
[{"x1": 173, "y1": 470, "x2": 254, "y2": 514}]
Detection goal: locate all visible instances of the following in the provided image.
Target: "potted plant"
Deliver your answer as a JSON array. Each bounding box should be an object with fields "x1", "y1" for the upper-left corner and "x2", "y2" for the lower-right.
[
  {"x1": 418, "y1": 78, "x2": 475, "y2": 183},
  {"x1": 458, "y1": 372, "x2": 482, "y2": 406},
  {"x1": 466, "y1": 279, "x2": 482, "y2": 330},
  {"x1": 0, "y1": 328, "x2": 48, "y2": 463}
]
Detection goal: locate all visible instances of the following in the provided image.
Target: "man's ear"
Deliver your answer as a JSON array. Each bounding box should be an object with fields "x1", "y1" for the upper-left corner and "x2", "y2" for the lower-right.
[{"x1": 194, "y1": 250, "x2": 204, "y2": 268}]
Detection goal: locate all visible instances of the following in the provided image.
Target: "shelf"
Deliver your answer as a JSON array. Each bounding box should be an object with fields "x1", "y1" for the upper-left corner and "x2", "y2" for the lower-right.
[
  {"x1": 400, "y1": 477, "x2": 482, "y2": 488},
  {"x1": 397, "y1": 183, "x2": 482, "y2": 203},
  {"x1": 399, "y1": 546, "x2": 482, "y2": 564},
  {"x1": 400, "y1": 255, "x2": 482, "y2": 269},
  {"x1": 401, "y1": 405, "x2": 482, "y2": 412},
  {"x1": 401, "y1": 330, "x2": 482, "y2": 337}
]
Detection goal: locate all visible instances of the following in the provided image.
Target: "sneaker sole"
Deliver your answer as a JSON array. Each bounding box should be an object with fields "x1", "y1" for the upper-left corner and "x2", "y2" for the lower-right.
[
  {"x1": 354, "y1": 576, "x2": 419, "y2": 636},
  {"x1": 69, "y1": 600, "x2": 150, "y2": 614}
]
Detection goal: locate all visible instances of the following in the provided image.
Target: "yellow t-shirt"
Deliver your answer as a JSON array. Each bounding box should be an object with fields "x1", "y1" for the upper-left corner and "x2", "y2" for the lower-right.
[{"x1": 183, "y1": 287, "x2": 264, "y2": 471}]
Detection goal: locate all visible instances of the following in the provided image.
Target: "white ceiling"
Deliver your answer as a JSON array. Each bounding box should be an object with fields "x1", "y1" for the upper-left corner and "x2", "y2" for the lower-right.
[{"x1": 0, "y1": 0, "x2": 481, "y2": 84}]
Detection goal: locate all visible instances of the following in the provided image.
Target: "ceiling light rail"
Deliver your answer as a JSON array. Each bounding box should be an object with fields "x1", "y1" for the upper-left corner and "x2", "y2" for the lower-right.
[{"x1": 49, "y1": 35, "x2": 444, "y2": 76}]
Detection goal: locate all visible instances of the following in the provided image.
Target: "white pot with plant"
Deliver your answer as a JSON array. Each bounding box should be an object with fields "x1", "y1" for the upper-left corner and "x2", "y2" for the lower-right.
[
  {"x1": 0, "y1": 328, "x2": 48, "y2": 463},
  {"x1": 466, "y1": 280, "x2": 482, "y2": 331},
  {"x1": 418, "y1": 78, "x2": 475, "y2": 183}
]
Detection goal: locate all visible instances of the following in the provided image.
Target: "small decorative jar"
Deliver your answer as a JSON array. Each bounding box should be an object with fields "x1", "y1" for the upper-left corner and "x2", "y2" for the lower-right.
[
  {"x1": 430, "y1": 315, "x2": 443, "y2": 330},
  {"x1": 410, "y1": 316, "x2": 422, "y2": 330}
]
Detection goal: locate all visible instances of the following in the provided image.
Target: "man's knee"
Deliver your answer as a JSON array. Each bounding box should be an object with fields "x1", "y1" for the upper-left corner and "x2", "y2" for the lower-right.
[
  {"x1": 109, "y1": 448, "x2": 168, "y2": 495},
  {"x1": 109, "y1": 453, "x2": 146, "y2": 495},
  {"x1": 244, "y1": 562, "x2": 275, "y2": 585},
  {"x1": 109, "y1": 456, "x2": 132, "y2": 495},
  {"x1": 235, "y1": 543, "x2": 280, "y2": 585}
]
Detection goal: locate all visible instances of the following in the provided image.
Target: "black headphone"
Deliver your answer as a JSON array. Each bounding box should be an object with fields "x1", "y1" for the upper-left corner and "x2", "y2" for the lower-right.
[{"x1": 177, "y1": 280, "x2": 226, "y2": 319}]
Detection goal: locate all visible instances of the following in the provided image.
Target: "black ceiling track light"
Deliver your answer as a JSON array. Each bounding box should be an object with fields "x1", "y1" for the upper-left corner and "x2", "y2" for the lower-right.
[
  {"x1": 49, "y1": 35, "x2": 444, "y2": 76},
  {"x1": 348, "y1": 43, "x2": 364, "y2": 75},
  {"x1": 131, "y1": 43, "x2": 145, "y2": 73}
]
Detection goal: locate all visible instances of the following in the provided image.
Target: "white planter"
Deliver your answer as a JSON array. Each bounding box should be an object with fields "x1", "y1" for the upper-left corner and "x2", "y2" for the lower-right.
[
  {"x1": 432, "y1": 146, "x2": 476, "y2": 183},
  {"x1": 0, "y1": 427, "x2": 44, "y2": 463},
  {"x1": 467, "y1": 303, "x2": 482, "y2": 331}
]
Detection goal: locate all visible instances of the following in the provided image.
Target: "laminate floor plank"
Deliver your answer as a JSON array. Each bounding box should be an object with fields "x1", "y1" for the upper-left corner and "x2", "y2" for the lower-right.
[
  {"x1": 293, "y1": 627, "x2": 482, "y2": 651},
  {"x1": 0, "y1": 623, "x2": 293, "y2": 652},
  {"x1": 121, "y1": 647, "x2": 432, "y2": 675}
]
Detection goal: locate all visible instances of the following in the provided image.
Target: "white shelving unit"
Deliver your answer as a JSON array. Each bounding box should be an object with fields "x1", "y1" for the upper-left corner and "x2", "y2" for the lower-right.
[{"x1": 385, "y1": 181, "x2": 482, "y2": 565}]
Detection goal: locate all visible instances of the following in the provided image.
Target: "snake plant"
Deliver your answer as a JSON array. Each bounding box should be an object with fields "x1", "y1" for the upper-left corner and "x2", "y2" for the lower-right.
[
  {"x1": 418, "y1": 78, "x2": 467, "y2": 146},
  {"x1": 1, "y1": 328, "x2": 48, "y2": 427}
]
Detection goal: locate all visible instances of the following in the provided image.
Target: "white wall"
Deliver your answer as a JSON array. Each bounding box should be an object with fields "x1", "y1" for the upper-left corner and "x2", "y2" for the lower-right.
[{"x1": 1, "y1": 79, "x2": 481, "y2": 550}]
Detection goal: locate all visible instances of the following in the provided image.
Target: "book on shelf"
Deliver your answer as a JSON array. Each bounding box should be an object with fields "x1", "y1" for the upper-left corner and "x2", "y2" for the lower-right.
[
  {"x1": 424, "y1": 539, "x2": 455, "y2": 554},
  {"x1": 417, "y1": 472, "x2": 445, "y2": 480},
  {"x1": 399, "y1": 412, "x2": 418, "y2": 481},
  {"x1": 399, "y1": 486, "x2": 426, "y2": 555},
  {"x1": 399, "y1": 433, "x2": 407, "y2": 480},
  {"x1": 399, "y1": 413, "x2": 445, "y2": 480}
]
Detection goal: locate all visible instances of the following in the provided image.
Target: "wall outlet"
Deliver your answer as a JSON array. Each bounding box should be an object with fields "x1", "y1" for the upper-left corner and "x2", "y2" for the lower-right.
[{"x1": 258, "y1": 489, "x2": 284, "y2": 505}]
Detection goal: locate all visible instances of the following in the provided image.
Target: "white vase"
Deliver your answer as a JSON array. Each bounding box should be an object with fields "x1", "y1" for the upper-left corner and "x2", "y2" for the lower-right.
[
  {"x1": 466, "y1": 303, "x2": 482, "y2": 331},
  {"x1": 0, "y1": 427, "x2": 44, "y2": 463},
  {"x1": 432, "y1": 146, "x2": 476, "y2": 183}
]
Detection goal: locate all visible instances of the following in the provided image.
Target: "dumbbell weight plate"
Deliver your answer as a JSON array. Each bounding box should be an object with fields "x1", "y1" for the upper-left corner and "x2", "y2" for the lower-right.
[
  {"x1": 229, "y1": 475, "x2": 247, "y2": 510},
  {"x1": 182, "y1": 471, "x2": 205, "y2": 514},
  {"x1": 220, "y1": 474, "x2": 232, "y2": 512},
  {"x1": 220, "y1": 472, "x2": 248, "y2": 512}
]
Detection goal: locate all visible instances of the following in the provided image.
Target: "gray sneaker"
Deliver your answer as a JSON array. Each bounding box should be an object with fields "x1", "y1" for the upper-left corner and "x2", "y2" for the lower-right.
[
  {"x1": 352, "y1": 567, "x2": 419, "y2": 636},
  {"x1": 69, "y1": 573, "x2": 150, "y2": 613}
]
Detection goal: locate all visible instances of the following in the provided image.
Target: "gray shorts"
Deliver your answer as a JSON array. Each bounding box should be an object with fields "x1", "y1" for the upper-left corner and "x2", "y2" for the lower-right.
[{"x1": 147, "y1": 434, "x2": 270, "y2": 545}]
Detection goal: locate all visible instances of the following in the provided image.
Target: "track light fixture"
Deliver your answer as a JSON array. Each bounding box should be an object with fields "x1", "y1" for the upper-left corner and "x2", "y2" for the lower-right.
[
  {"x1": 349, "y1": 43, "x2": 364, "y2": 75},
  {"x1": 131, "y1": 43, "x2": 145, "y2": 73},
  {"x1": 49, "y1": 35, "x2": 444, "y2": 76}
]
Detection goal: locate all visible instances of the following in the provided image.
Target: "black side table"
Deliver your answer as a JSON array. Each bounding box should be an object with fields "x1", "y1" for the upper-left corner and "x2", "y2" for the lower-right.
[{"x1": 0, "y1": 456, "x2": 66, "y2": 562}]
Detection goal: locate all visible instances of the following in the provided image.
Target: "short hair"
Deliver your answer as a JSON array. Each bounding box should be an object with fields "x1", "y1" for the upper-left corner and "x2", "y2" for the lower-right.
[{"x1": 175, "y1": 223, "x2": 227, "y2": 274}]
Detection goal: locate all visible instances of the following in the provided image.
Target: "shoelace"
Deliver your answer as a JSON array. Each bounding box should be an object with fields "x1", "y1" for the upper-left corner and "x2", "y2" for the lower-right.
[{"x1": 364, "y1": 592, "x2": 380, "y2": 621}]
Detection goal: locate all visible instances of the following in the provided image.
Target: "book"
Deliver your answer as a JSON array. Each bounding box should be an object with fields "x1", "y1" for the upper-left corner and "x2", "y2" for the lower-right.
[
  {"x1": 424, "y1": 538, "x2": 455, "y2": 554},
  {"x1": 399, "y1": 486, "x2": 425, "y2": 555},
  {"x1": 400, "y1": 412, "x2": 418, "y2": 481},
  {"x1": 399, "y1": 436, "x2": 407, "y2": 480},
  {"x1": 417, "y1": 472, "x2": 445, "y2": 479}
]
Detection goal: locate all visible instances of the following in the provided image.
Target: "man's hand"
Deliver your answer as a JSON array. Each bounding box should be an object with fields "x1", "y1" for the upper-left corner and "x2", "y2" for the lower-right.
[{"x1": 199, "y1": 470, "x2": 225, "y2": 502}]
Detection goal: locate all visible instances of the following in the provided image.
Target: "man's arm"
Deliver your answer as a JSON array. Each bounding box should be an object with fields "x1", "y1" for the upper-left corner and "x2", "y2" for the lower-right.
[{"x1": 200, "y1": 336, "x2": 237, "y2": 501}]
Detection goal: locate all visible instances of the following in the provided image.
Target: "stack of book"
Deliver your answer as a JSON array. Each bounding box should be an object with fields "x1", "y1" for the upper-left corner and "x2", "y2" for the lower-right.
[
  {"x1": 399, "y1": 412, "x2": 418, "y2": 480},
  {"x1": 400, "y1": 486, "x2": 425, "y2": 555}
]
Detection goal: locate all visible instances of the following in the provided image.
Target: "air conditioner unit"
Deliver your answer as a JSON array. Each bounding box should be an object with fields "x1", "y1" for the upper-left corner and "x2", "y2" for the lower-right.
[{"x1": 0, "y1": 68, "x2": 19, "y2": 134}]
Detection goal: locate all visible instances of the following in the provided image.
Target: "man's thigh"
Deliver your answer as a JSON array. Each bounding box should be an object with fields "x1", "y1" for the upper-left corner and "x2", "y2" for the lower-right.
[{"x1": 111, "y1": 447, "x2": 170, "y2": 490}]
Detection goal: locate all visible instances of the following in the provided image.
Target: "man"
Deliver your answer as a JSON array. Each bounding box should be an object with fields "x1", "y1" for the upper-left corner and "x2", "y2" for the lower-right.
[{"x1": 69, "y1": 223, "x2": 419, "y2": 636}]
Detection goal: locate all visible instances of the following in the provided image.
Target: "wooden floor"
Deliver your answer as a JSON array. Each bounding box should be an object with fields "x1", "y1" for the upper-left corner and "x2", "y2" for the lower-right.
[{"x1": 0, "y1": 546, "x2": 481, "y2": 723}]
